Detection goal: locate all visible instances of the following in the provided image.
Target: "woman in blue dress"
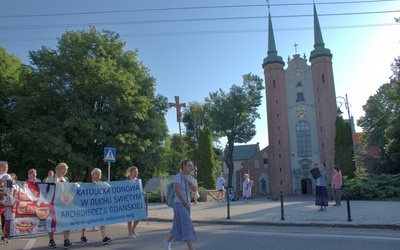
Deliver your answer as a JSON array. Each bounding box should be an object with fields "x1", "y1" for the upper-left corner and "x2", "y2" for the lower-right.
[{"x1": 163, "y1": 159, "x2": 197, "y2": 250}]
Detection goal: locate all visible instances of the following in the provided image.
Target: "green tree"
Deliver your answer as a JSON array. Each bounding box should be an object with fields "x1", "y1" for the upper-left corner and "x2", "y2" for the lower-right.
[
  {"x1": 204, "y1": 73, "x2": 264, "y2": 187},
  {"x1": 196, "y1": 127, "x2": 216, "y2": 189},
  {"x1": 5, "y1": 27, "x2": 168, "y2": 182},
  {"x1": 383, "y1": 57, "x2": 400, "y2": 172},
  {"x1": 170, "y1": 133, "x2": 189, "y2": 174},
  {"x1": 182, "y1": 102, "x2": 204, "y2": 166},
  {"x1": 334, "y1": 115, "x2": 355, "y2": 177},
  {"x1": 0, "y1": 46, "x2": 24, "y2": 163},
  {"x1": 358, "y1": 56, "x2": 400, "y2": 174},
  {"x1": 182, "y1": 102, "x2": 222, "y2": 173},
  {"x1": 158, "y1": 134, "x2": 189, "y2": 176}
]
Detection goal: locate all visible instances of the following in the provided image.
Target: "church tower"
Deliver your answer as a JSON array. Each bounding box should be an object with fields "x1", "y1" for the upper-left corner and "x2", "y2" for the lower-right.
[
  {"x1": 262, "y1": 7, "x2": 292, "y2": 197},
  {"x1": 262, "y1": 3, "x2": 336, "y2": 196},
  {"x1": 309, "y1": 3, "x2": 336, "y2": 168}
]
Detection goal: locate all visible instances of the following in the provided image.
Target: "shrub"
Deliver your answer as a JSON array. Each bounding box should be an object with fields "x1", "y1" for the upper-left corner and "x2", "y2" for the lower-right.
[{"x1": 344, "y1": 173, "x2": 400, "y2": 200}]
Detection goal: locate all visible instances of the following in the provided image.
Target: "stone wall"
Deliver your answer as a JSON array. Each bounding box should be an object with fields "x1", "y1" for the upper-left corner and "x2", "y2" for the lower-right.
[{"x1": 199, "y1": 190, "x2": 225, "y2": 202}]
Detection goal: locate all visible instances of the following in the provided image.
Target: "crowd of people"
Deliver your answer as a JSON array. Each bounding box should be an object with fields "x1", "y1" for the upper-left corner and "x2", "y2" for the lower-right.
[
  {"x1": 0, "y1": 161, "x2": 151, "y2": 248},
  {"x1": 0, "y1": 161, "x2": 114, "y2": 248},
  {"x1": 1, "y1": 158, "x2": 343, "y2": 250},
  {"x1": 0, "y1": 159, "x2": 201, "y2": 249}
]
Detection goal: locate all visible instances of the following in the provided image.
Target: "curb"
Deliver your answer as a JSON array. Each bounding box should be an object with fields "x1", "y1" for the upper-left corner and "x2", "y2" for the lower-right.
[{"x1": 147, "y1": 217, "x2": 400, "y2": 230}]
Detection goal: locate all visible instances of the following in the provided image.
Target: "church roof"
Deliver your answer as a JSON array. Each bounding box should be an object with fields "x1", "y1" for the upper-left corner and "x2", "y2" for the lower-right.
[{"x1": 223, "y1": 143, "x2": 260, "y2": 161}]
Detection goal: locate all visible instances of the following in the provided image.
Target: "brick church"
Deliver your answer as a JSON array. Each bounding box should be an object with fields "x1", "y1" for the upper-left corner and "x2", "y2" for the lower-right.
[{"x1": 241, "y1": 3, "x2": 337, "y2": 198}]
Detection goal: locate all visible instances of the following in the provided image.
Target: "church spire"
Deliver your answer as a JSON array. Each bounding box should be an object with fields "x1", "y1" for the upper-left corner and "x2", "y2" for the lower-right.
[
  {"x1": 310, "y1": 2, "x2": 332, "y2": 61},
  {"x1": 263, "y1": 4, "x2": 284, "y2": 66}
]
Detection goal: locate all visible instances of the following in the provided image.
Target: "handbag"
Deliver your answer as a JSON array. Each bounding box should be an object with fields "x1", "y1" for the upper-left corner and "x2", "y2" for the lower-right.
[{"x1": 310, "y1": 167, "x2": 321, "y2": 180}]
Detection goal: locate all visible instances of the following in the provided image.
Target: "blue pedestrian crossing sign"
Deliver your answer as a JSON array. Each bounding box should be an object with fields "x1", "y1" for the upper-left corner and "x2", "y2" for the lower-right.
[{"x1": 104, "y1": 147, "x2": 116, "y2": 162}]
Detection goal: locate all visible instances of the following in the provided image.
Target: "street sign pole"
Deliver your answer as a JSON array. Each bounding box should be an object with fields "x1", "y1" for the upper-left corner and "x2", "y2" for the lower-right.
[
  {"x1": 108, "y1": 162, "x2": 111, "y2": 182},
  {"x1": 104, "y1": 147, "x2": 116, "y2": 182}
]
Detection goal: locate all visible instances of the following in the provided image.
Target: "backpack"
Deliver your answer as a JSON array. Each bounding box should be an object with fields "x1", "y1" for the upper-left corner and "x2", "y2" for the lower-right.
[
  {"x1": 166, "y1": 174, "x2": 183, "y2": 207},
  {"x1": 249, "y1": 180, "x2": 254, "y2": 187},
  {"x1": 166, "y1": 182, "x2": 175, "y2": 207}
]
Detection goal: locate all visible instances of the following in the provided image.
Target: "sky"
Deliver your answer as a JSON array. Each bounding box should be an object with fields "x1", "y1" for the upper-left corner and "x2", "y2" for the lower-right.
[{"x1": 1, "y1": 0, "x2": 400, "y2": 150}]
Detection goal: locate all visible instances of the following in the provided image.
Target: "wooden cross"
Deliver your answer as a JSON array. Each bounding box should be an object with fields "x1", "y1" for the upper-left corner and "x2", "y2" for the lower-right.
[
  {"x1": 169, "y1": 96, "x2": 186, "y2": 164},
  {"x1": 169, "y1": 96, "x2": 186, "y2": 122}
]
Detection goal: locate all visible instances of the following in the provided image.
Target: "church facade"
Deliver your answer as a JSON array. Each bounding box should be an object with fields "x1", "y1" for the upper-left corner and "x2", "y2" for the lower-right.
[{"x1": 243, "y1": 4, "x2": 337, "y2": 197}]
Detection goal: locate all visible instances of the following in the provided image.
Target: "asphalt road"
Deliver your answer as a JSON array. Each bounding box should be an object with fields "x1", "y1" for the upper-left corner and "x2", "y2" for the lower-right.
[{"x1": 3, "y1": 221, "x2": 400, "y2": 250}]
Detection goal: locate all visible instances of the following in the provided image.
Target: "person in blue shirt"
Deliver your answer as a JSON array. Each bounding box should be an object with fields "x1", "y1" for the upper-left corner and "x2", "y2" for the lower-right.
[
  {"x1": 315, "y1": 163, "x2": 329, "y2": 211},
  {"x1": 163, "y1": 159, "x2": 198, "y2": 250}
]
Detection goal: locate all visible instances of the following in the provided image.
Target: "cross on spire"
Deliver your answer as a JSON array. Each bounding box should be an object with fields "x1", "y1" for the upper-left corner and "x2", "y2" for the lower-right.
[
  {"x1": 294, "y1": 42, "x2": 298, "y2": 54},
  {"x1": 169, "y1": 96, "x2": 186, "y2": 122}
]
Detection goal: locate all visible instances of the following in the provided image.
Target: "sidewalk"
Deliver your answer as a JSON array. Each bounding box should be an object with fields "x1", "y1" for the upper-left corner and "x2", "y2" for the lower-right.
[{"x1": 147, "y1": 195, "x2": 400, "y2": 230}]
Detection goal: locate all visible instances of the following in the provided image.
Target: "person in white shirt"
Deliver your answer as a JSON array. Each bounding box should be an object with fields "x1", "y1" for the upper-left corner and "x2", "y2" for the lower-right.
[
  {"x1": 160, "y1": 174, "x2": 169, "y2": 203},
  {"x1": 0, "y1": 161, "x2": 12, "y2": 244},
  {"x1": 216, "y1": 172, "x2": 225, "y2": 202}
]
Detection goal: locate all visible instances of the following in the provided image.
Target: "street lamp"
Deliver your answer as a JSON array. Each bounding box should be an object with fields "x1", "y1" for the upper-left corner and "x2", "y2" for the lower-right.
[{"x1": 336, "y1": 94, "x2": 354, "y2": 133}]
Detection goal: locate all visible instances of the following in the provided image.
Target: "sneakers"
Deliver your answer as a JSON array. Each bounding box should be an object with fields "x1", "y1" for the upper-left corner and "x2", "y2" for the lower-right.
[
  {"x1": 80, "y1": 236, "x2": 89, "y2": 243},
  {"x1": 132, "y1": 231, "x2": 139, "y2": 237},
  {"x1": 63, "y1": 239, "x2": 73, "y2": 249},
  {"x1": 128, "y1": 233, "x2": 137, "y2": 239},
  {"x1": 48, "y1": 239, "x2": 56, "y2": 248},
  {"x1": 1, "y1": 237, "x2": 11, "y2": 244},
  {"x1": 102, "y1": 236, "x2": 113, "y2": 244},
  {"x1": 163, "y1": 238, "x2": 171, "y2": 250}
]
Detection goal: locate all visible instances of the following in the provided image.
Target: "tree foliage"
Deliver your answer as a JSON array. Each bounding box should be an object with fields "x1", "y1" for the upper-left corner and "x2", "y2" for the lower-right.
[
  {"x1": 3, "y1": 27, "x2": 168, "y2": 182},
  {"x1": 196, "y1": 127, "x2": 216, "y2": 189},
  {"x1": 204, "y1": 73, "x2": 264, "y2": 187},
  {"x1": 159, "y1": 133, "x2": 189, "y2": 175},
  {"x1": 357, "y1": 55, "x2": 400, "y2": 174},
  {"x1": 182, "y1": 102, "x2": 222, "y2": 178},
  {"x1": 345, "y1": 173, "x2": 400, "y2": 200},
  {"x1": 334, "y1": 115, "x2": 355, "y2": 177},
  {"x1": 0, "y1": 46, "x2": 24, "y2": 163},
  {"x1": 182, "y1": 102, "x2": 205, "y2": 166}
]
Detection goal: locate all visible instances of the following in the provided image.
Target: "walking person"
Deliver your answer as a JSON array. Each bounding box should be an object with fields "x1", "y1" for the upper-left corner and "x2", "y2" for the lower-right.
[
  {"x1": 80, "y1": 168, "x2": 112, "y2": 245},
  {"x1": 190, "y1": 173, "x2": 199, "y2": 205},
  {"x1": 315, "y1": 163, "x2": 329, "y2": 211},
  {"x1": 0, "y1": 161, "x2": 12, "y2": 244},
  {"x1": 46, "y1": 163, "x2": 73, "y2": 248},
  {"x1": 331, "y1": 166, "x2": 343, "y2": 206},
  {"x1": 26, "y1": 168, "x2": 41, "y2": 183},
  {"x1": 242, "y1": 173, "x2": 251, "y2": 203},
  {"x1": 10, "y1": 173, "x2": 18, "y2": 184},
  {"x1": 126, "y1": 166, "x2": 141, "y2": 239},
  {"x1": 43, "y1": 170, "x2": 54, "y2": 182},
  {"x1": 216, "y1": 172, "x2": 225, "y2": 202},
  {"x1": 160, "y1": 174, "x2": 169, "y2": 203},
  {"x1": 163, "y1": 159, "x2": 198, "y2": 250}
]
